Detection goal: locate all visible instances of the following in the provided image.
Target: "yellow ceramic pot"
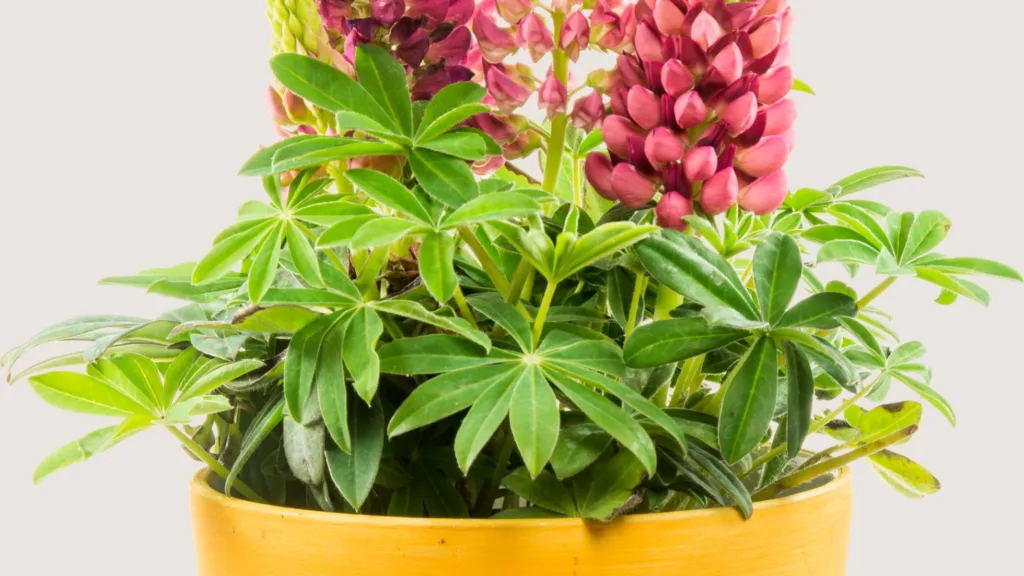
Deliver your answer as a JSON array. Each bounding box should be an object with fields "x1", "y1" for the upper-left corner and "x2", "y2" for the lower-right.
[{"x1": 190, "y1": 469, "x2": 852, "y2": 576}]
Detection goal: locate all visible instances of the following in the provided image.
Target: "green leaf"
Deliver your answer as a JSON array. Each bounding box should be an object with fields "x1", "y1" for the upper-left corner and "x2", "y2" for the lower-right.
[
  {"x1": 388, "y1": 363, "x2": 520, "y2": 436},
  {"x1": 900, "y1": 210, "x2": 950, "y2": 262},
  {"x1": 419, "y1": 232, "x2": 459, "y2": 303},
  {"x1": 555, "y1": 223, "x2": 658, "y2": 281},
  {"x1": 869, "y1": 450, "x2": 941, "y2": 498},
  {"x1": 441, "y1": 193, "x2": 542, "y2": 229},
  {"x1": 414, "y1": 462, "x2": 469, "y2": 518},
  {"x1": 538, "y1": 333, "x2": 624, "y2": 377},
  {"x1": 270, "y1": 53, "x2": 396, "y2": 131},
  {"x1": 915, "y1": 267, "x2": 990, "y2": 306},
  {"x1": 379, "y1": 335, "x2": 500, "y2": 375},
  {"x1": 892, "y1": 372, "x2": 956, "y2": 426},
  {"x1": 335, "y1": 110, "x2": 408, "y2": 144},
  {"x1": 687, "y1": 444, "x2": 753, "y2": 518},
  {"x1": 416, "y1": 132, "x2": 488, "y2": 160},
  {"x1": 840, "y1": 317, "x2": 883, "y2": 357},
  {"x1": 792, "y1": 78, "x2": 816, "y2": 95},
  {"x1": 177, "y1": 359, "x2": 264, "y2": 404},
  {"x1": 92, "y1": 355, "x2": 162, "y2": 413},
  {"x1": 509, "y1": 365, "x2": 560, "y2": 478},
  {"x1": 775, "y1": 292, "x2": 858, "y2": 330},
  {"x1": 239, "y1": 136, "x2": 403, "y2": 177},
  {"x1": 355, "y1": 44, "x2": 413, "y2": 136},
  {"x1": 370, "y1": 300, "x2": 490, "y2": 350},
  {"x1": 248, "y1": 222, "x2": 286, "y2": 303},
  {"x1": 163, "y1": 395, "x2": 232, "y2": 422},
  {"x1": 576, "y1": 129, "x2": 605, "y2": 156},
  {"x1": 489, "y1": 221, "x2": 555, "y2": 279},
  {"x1": 718, "y1": 337, "x2": 778, "y2": 463},
  {"x1": 409, "y1": 148, "x2": 478, "y2": 206},
  {"x1": 623, "y1": 318, "x2": 748, "y2": 368},
  {"x1": 831, "y1": 166, "x2": 925, "y2": 197},
  {"x1": 571, "y1": 451, "x2": 644, "y2": 520},
  {"x1": 350, "y1": 218, "x2": 426, "y2": 251},
  {"x1": 316, "y1": 215, "x2": 377, "y2": 248},
  {"x1": 801, "y1": 225, "x2": 872, "y2": 245},
  {"x1": 285, "y1": 221, "x2": 324, "y2": 287},
  {"x1": 192, "y1": 221, "x2": 274, "y2": 284},
  {"x1": 828, "y1": 204, "x2": 893, "y2": 253},
  {"x1": 343, "y1": 307, "x2": 384, "y2": 404},
  {"x1": 635, "y1": 230, "x2": 760, "y2": 320},
  {"x1": 550, "y1": 424, "x2": 612, "y2": 480},
  {"x1": 345, "y1": 169, "x2": 433, "y2": 225},
  {"x1": 29, "y1": 372, "x2": 148, "y2": 417},
  {"x1": 387, "y1": 483, "x2": 423, "y2": 517},
  {"x1": 888, "y1": 341, "x2": 926, "y2": 366},
  {"x1": 783, "y1": 342, "x2": 814, "y2": 458},
  {"x1": 544, "y1": 369, "x2": 656, "y2": 475},
  {"x1": 775, "y1": 329, "x2": 857, "y2": 388},
  {"x1": 284, "y1": 313, "x2": 341, "y2": 423},
  {"x1": 852, "y1": 401, "x2": 922, "y2": 445},
  {"x1": 502, "y1": 468, "x2": 576, "y2": 516},
  {"x1": 912, "y1": 256, "x2": 1022, "y2": 282},
  {"x1": 283, "y1": 418, "x2": 326, "y2": 486},
  {"x1": 226, "y1": 396, "x2": 284, "y2": 496},
  {"x1": 326, "y1": 397, "x2": 385, "y2": 511},
  {"x1": 317, "y1": 321, "x2": 350, "y2": 452},
  {"x1": 816, "y1": 239, "x2": 880, "y2": 265},
  {"x1": 753, "y1": 232, "x2": 802, "y2": 325},
  {"x1": 466, "y1": 293, "x2": 533, "y2": 353},
  {"x1": 454, "y1": 375, "x2": 516, "y2": 473},
  {"x1": 416, "y1": 83, "x2": 488, "y2": 141},
  {"x1": 33, "y1": 423, "x2": 144, "y2": 484}
]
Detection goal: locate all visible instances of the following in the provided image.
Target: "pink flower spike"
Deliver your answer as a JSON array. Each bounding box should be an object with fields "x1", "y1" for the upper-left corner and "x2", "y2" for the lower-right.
[
  {"x1": 572, "y1": 91, "x2": 605, "y2": 131},
  {"x1": 674, "y1": 91, "x2": 707, "y2": 129},
  {"x1": 517, "y1": 13, "x2": 554, "y2": 62},
  {"x1": 735, "y1": 135, "x2": 790, "y2": 177},
  {"x1": 283, "y1": 90, "x2": 311, "y2": 122},
  {"x1": 602, "y1": 115, "x2": 644, "y2": 158},
  {"x1": 661, "y1": 59, "x2": 694, "y2": 98},
  {"x1": 495, "y1": 0, "x2": 532, "y2": 25},
  {"x1": 561, "y1": 12, "x2": 591, "y2": 62},
  {"x1": 656, "y1": 191, "x2": 694, "y2": 230},
  {"x1": 684, "y1": 146, "x2": 719, "y2": 183},
  {"x1": 426, "y1": 26, "x2": 472, "y2": 65},
  {"x1": 654, "y1": 0, "x2": 685, "y2": 36},
  {"x1": 763, "y1": 98, "x2": 797, "y2": 136},
  {"x1": 749, "y1": 16, "x2": 781, "y2": 59},
  {"x1": 644, "y1": 127, "x2": 684, "y2": 168},
  {"x1": 781, "y1": 8, "x2": 794, "y2": 42},
  {"x1": 447, "y1": 0, "x2": 475, "y2": 26},
  {"x1": 760, "y1": 0, "x2": 790, "y2": 16},
  {"x1": 690, "y1": 9, "x2": 723, "y2": 51},
  {"x1": 635, "y1": 22, "x2": 666, "y2": 63},
  {"x1": 627, "y1": 85, "x2": 663, "y2": 130},
  {"x1": 612, "y1": 163, "x2": 658, "y2": 208},
  {"x1": 781, "y1": 127, "x2": 796, "y2": 152},
  {"x1": 721, "y1": 91, "x2": 758, "y2": 135},
  {"x1": 318, "y1": 0, "x2": 350, "y2": 32},
  {"x1": 585, "y1": 153, "x2": 617, "y2": 201},
  {"x1": 485, "y1": 66, "x2": 532, "y2": 113},
  {"x1": 758, "y1": 66, "x2": 794, "y2": 105},
  {"x1": 472, "y1": 8, "x2": 519, "y2": 63},
  {"x1": 611, "y1": 88, "x2": 629, "y2": 117},
  {"x1": 711, "y1": 43, "x2": 743, "y2": 86},
  {"x1": 371, "y1": 0, "x2": 406, "y2": 28},
  {"x1": 739, "y1": 170, "x2": 789, "y2": 214},
  {"x1": 267, "y1": 88, "x2": 290, "y2": 125},
  {"x1": 407, "y1": 0, "x2": 448, "y2": 27},
  {"x1": 538, "y1": 73, "x2": 568, "y2": 120},
  {"x1": 700, "y1": 168, "x2": 739, "y2": 215},
  {"x1": 617, "y1": 54, "x2": 647, "y2": 88}
]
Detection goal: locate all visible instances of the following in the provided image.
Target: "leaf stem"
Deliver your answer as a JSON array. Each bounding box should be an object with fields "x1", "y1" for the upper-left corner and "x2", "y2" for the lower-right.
[
  {"x1": 541, "y1": 11, "x2": 570, "y2": 195},
  {"x1": 744, "y1": 373, "x2": 885, "y2": 476},
  {"x1": 856, "y1": 276, "x2": 897, "y2": 309},
  {"x1": 166, "y1": 426, "x2": 265, "y2": 504},
  {"x1": 532, "y1": 280, "x2": 560, "y2": 345},
  {"x1": 506, "y1": 259, "x2": 533, "y2": 306},
  {"x1": 452, "y1": 285, "x2": 479, "y2": 329},
  {"x1": 653, "y1": 283, "x2": 684, "y2": 321},
  {"x1": 669, "y1": 355, "x2": 705, "y2": 407},
  {"x1": 624, "y1": 273, "x2": 648, "y2": 337},
  {"x1": 752, "y1": 425, "x2": 918, "y2": 501},
  {"x1": 458, "y1": 227, "x2": 510, "y2": 297},
  {"x1": 473, "y1": 426, "x2": 516, "y2": 517}
]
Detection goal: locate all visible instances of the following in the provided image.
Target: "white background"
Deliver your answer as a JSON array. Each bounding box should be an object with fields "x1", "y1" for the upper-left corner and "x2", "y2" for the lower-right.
[{"x1": 0, "y1": 1, "x2": 1020, "y2": 574}]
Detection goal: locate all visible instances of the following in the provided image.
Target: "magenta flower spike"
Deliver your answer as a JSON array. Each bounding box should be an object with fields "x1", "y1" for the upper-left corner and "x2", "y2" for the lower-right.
[
  {"x1": 517, "y1": 13, "x2": 554, "y2": 63},
  {"x1": 538, "y1": 72, "x2": 568, "y2": 120},
  {"x1": 371, "y1": 0, "x2": 406, "y2": 28},
  {"x1": 585, "y1": 152, "x2": 617, "y2": 200},
  {"x1": 485, "y1": 65, "x2": 532, "y2": 113},
  {"x1": 583, "y1": 0, "x2": 799, "y2": 223},
  {"x1": 317, "y1": 0, "x2": 350, "y2": 32},
  {"x1": 425, "y1": 25, "x2": 472, "y2": 65},
  {"x1": 655, "y1": 191, "x2": 694, "y2": 230}
]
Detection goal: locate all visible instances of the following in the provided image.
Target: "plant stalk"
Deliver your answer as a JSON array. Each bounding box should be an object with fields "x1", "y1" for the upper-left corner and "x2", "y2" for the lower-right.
[
  {"x1": 856, "y1": 276, "x2": 897, "y2": 309},
  {"x1": 473, "y1": 427, "x2": 517, "y2": 517},
  {"x1": 453, "y1": 285, "x2": 479, "y2": 329},
  {"x1": 669, "y1": 355, "x2": 705, "y2": 407},
  {"x1": 654, "y1": 283, "x2": 684, "y2": 321},
  {"x1": 458, "y1": 227, "x2": 510, "y2": 297},
  {"x1": 532, "y1": 280, "x2": 560, "y2": 345},
  {"x1": 167, "y1": 426, "x2": 265, "y2": 504},
  {"x1": 540, "y1": 11, "x2": 570, "y2": 195},
  {"x1": 624, "y1": 273, "x2": 648, "y2": 337}
]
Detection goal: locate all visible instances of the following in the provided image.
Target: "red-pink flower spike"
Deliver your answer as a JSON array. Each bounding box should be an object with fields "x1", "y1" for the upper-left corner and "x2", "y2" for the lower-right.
[
  {"x1": 572, "y1": 91, "x2": 605, "y2": 131},
  {"x1": 538, "y1": 73, "x2": 568, "y2": 120},
  {"x1": 517, "y1": 13, "x2": 554, "y2": 62},
  {"x1": 584, "y1": 0, "x2": 797, "y2": 223},
  {"x1": 561, "y1": 12, "x2": 591, "y2": 62}
]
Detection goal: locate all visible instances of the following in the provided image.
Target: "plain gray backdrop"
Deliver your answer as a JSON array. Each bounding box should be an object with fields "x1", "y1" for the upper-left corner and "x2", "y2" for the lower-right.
[{"x1": 0, "y1": 1, "x2": 1020, "y2": 574}]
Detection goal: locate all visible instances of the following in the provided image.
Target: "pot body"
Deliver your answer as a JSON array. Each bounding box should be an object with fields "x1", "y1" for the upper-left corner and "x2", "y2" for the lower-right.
[{"x1": 190, "y1": 470, "x2": 852, "y2": 576}]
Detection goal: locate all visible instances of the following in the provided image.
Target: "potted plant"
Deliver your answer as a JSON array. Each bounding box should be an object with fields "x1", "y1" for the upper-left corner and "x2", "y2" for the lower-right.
[{"x1": 5, "y1": 0, "x2": 1019, "y2": 574}]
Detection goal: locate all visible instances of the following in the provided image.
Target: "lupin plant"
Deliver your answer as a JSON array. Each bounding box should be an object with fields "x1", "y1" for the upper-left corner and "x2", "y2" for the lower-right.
[{"x1": 6, "y1": 0, "x2": 1021, "y2": 521}]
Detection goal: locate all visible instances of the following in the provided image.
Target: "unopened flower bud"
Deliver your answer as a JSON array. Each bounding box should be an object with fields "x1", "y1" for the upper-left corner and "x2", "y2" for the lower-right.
[
  {"x1": 700, "y1": 168, "x2": 739, "y2": 215},
  {"x1": 738, "y1": 170, "x2": 789, "y2": 214},
  {"x1": 612, "y1": 163, "x2": 658, "y2": 208}
]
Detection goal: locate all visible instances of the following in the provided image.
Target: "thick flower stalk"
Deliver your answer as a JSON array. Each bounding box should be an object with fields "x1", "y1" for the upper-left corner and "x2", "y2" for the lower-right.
[{"x1": 585, "y1": 0, "x2": 796, "y2": 229}]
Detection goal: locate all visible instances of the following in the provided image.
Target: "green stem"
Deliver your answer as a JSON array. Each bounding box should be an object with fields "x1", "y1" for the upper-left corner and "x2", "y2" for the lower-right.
[
  {"x1": 167, "y1": 426, "x2": 265, "y2": 504},
  {"x1": 382, "y1": 314, "x2": 404, "y2": 340},
  {"x1": 572, "y1": 156, "x2": 583, "y2": 208},
  {"x1": 540, "y1": 11, "x2": 570, "y2": 195},
  {"x1": 532, "y1": 280, "x2": 559, "y2": 345},
  {"x1": 453, "y1": 285, "x2": 479, "y2": 329},
  {"x1": 458, "y1": 227, "x2": 510, "y2": 297},
  {"x1": 669, "y1": 355, "x2": 705, "y2": 408},
  {"x1": 506, "y1": 259, "x2": 533, "y2": 306},
  {"x1": 654, "y1": 283, "x2": 684, "y2": 321},
  {"x1": 474, "y1": 427, "x2": 516, "y2": 517},
  {"x1": 624, "y1": 273, "x2": 648, "y2": 337},
  {"x1": 857, "y1": 276, "x2": 897, "y2": 309},
  {"x1": 753, "y1": 424, "x2": 918, "y2": 502},
  {"x1": 744, "y1": 373, "x2": 885, "y2": 475}
]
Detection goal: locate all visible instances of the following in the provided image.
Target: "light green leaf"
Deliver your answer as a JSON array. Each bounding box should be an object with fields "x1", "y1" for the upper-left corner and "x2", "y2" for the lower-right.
[
  {"x1": 416, "y1": 132, "x2": 488, "y2": 160},
  {"x1": 416, "y1": 82, "x2": 487, "y2": 141},
  {"x1": 350, "y1": 218, "x2": 426, "y2": 251},
  {"x1": 509, "y1": 365, "x2": 560, "y2": 478},
  {"x1": 870, "y1": 449, "x2": 941, "y2": 498},
  {"x1": 419, "y1": 232, "x2": 459, "y2": 303},
  {"x1": 623, "y1": 318, "x2": 748, "y2": 369},
  {"x1": 192, "y1": 221, "x2": 274, "y2": 284},
  {"x1": 775, "y1": 292, "x2": 858, "y2": 330},
  {"x1": 753, "y1": 232, "x2": 802, "y2": 325},
  {"x1": 343, "y1": 307, "x2": 383, "y2": 404},
  {"x1": 900, "y1": 210, "x2": 951, "y2": 262},
  {"x1": 248, "y1": 222, "x2": 286, "y2": 303},
  {"x1": 892, "y1": 372, "x2": 956, "y2": 426},
  {"x1": 163, "y1": 395, "x2": 232, "y2": 422},
  {"x1": 345, "y1": 169, "x2": 433, "y2": 225},
  {"x1": 852, "y1": 401, "x2": 922, "y2": 445},
  {"x1": 830, "y1": 166, "x2": 925, "y2": 197},
  {"x1": 335, "y1": 110, "x2": 408, "y2": 144},
  {"x1": 370, "y1": 300, "x2": 490, "y2": 351},
  {"x1": 801, "y1": 225, "x2": 873, "y2": 245},
  {"x1": 326, "y1": 397, "x2": 385, "y2": 511},
  {"x1": 285, "y1": 221, "x2": 324, "y2": 288},
  {"x1": 466, "y1": 293, "x2": 533, "y2": 353},
  {"x1": 816, "y1": 239, "x2": 880, "y2": 265},
  {"x1": 915, "y1": 267, "x2": 990, "y2": 306},
  {"x1": 556, "y1": 222, "x2": 658, "y2": 282},
  {"x1": 33, "y1": 423, "x2": 145, "y2": 484},
  {"x1": 454, "y1": 375, "x2": 516, "y2": 473},
  {"x1": 911, "y1": 256, "x2": 1022, "y2": 282},
  {"x1": 316, "y1": 215, "x2": 377, "y2": 249},
  {"x1": 502, "y1": 468, "x2": 576, "y2": 516},
  {"x1": 354, "y1": 44, "x2": 413, "y2": 136},
  {"x1": 828, "y1": 204, "x2": 893, "y2": 253},
  {"x1": 441, "y1": 193, "x2": 542, "y2": 229},
  {"x1": 29, "y1": 372, "x2": 148, "y2": 417},
  {"x1": 409, "y1": 148, "x2": 478, "y2": 206},
  {"x1": 718, "y1": 337, "x2": 778, "y2": 463},
  {"x1": 178, "y1": 359, "x2": 264, "y2": 404}
]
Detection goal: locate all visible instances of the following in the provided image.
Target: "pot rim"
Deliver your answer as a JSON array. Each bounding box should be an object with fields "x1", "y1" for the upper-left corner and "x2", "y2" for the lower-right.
[{"x1": 190, "y1": 466, "x2": 850, "y2": 528}]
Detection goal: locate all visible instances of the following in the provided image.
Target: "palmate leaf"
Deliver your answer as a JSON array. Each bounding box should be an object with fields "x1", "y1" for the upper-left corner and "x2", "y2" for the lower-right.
[
  {"x1": 226, "y1": 396, "x2": 285, "y2": 495},
  {"x1": 419, "y1": 232, "x2": 459, "y2": 303},
  {"x1": 345, "y1": 169, "x2": 433, "y2": 225},
  {"x1": 379, "y1": 335, "x2": 498, "y2": 375},
  {"x1": 502, "y1": 468, "x2": 576, "y2": 516},
  {"x1": 830, "y1": 165, "x2": 925, "y2": 197},
  {"x1": 33, "y1": 420, "x2": 149, "y2": 484},
  {"x1": 571, "y1": 451, "x2": 645, "y2": 520},
  {"x1": 369, "y1": 300, "x2": 489, "y2": 350},
  {"x1": 284, "y1": 312, "x2": 347, "y2": 424},
  {"x1": 440, "y1": 193, "x2": 543, "y2": 229},
  {"x1": 342, "y1": 307, "x2": 384, "y2": 404},
  {"x1": 454, "y1": 375, "x2": 516, "y2": 473},
  {"x1": 718, "y1": 337, "x2": 778, "y2": 463},
  {"x1": 623, "y1": 318, "x2": 748, "y2": 368},
  {"x1": 549, "y1": 424, "x2": 612, "y2": 480},
  {"x1": 416, "y1": 132, "x2": 488, "y2": 160},
  {"x1": 869, "y1": 449, "x2": 941, "y2": 498},
  {"x1": 510, "y1": 365, "x2": 561, "y2": 478},
  {"x1": 192, "y1": 221, "x2": 275, "y2": 285},
  {"x1": 753, "y1": 232, "x2": 802, "y2": 325},
  {"x1": 239, "y1": 136, "x2": 403, "y2": 177},
  {"x1": 783, "y1": 342, "x2": 814, "y2": 458},
  {"x1": 416, "y1": 82, "x2": 487, "y2": 140},
  {"x1": 466, "y1": 293, "x2": 533, "y2": 352},
  {"x1": 409, "y1": 148, "x2": 478, "y2": 206},
  {"x1": 326, "y1": 396, "x2": 385, "y2": 511},
  {"x1": 29, "y1": 371, "x2": 151, "y2": 417},
  {"x1": 554, "y1": 222, "x2": 658, "y2": 282},
  {"x1": 354, "y1": 44, "x2": 413, "y2": 137}
]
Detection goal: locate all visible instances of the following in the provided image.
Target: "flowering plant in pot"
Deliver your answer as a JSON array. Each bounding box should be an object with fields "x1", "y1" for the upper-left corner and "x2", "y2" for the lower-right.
[{"x1": 6, "y1": 0, "x2": 1020, "y2": 574}]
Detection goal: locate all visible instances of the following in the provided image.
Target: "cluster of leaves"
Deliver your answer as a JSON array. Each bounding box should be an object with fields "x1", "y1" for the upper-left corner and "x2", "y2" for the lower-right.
[{"x1": 7, "y1": 49, "x2": 1021, "y2": 522}]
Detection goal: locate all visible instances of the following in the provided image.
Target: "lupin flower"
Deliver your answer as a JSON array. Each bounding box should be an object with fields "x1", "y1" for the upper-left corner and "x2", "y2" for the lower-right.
[
  {"x1": 485, "y1": 65, "x2": 534, "y2": 113},
  {"x1": 561, "y1": 12, "x2": 591, "y2": 62},
  {"x1": 572, "y1": 91, "x2": 605, "y2": 131},
  {"x1": 473, "y1": 2, "x2": 519, "y2": 63},
  {"x1": 517, "y1": 13, "x2": 554, "y2": 62},
  {"x1": 538, "y1": 73, "x2": 568, "y2": 120},
  {"x1": 495, "y1": 0, "x2": 533, "y2": 25},
  {"x1": 584, "y1": 0, "x2": 798, "y2": 224}
]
